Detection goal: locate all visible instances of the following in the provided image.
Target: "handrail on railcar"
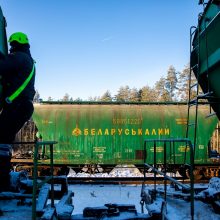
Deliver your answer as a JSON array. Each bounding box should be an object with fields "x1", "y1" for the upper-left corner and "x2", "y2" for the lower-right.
[
  {"x1": 9, "y1": 141, "x2": 58, "y2": 220},
  {"x1": 143, "y1": 138, "x2": 195, "y2": 220}
]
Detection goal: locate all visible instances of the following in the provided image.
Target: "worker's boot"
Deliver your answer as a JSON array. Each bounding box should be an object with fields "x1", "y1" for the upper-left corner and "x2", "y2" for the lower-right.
[{"x1": 0, "y1": 144, "x2": 12, "y2": 192}]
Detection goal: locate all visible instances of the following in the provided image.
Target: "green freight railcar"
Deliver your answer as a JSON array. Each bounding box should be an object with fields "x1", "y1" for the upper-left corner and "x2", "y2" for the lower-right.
[
  {"x1": 33, "y1": 102, "x2": 218, "y2": 166},
  {"x1": 191, "y1": 0, "x2": 220, "y2": 119}
]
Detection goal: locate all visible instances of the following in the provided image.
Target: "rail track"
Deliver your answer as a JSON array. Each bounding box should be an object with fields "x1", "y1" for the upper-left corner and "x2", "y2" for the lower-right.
[{"x1": 66, "y1": 176, "x2": 209, "y2": 185}]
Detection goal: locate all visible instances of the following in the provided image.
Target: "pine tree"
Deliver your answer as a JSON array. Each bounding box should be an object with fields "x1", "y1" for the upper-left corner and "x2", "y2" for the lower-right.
[
  {"x1": 62, "y1": 93, "x2": 70, "y2": 101},
  {"x1": 47, "y1": 96, "x2": 53, "y2": 101},
  {"x1": 177, "y1": 64, "x2": 197, "y2": 101},
  {"x1": 165, "y1": 65, "x2": 178, "y2": 101},
  {"x1": 33, "y1": 90, "x2": 40, "y2": 103},
  {"x1": 140, "y1": 85, "x2": 156, "y2": 102},
  {"x1": 129, "y1": 87, "x2": 139, "y2": 102},
  {"x1": 100, "y1": 90, "x2": 112, "y2": 102},
  {"x1": 155, "y1": 77, "x2": 170, "y2": 101},
  {"x1": 115, "y1": 86, "x2": 130, "y2": 102}
]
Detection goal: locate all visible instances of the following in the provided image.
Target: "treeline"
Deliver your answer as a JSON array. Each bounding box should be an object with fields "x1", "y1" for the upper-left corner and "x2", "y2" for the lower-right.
[{"x1": 34, "y1": 64, "x2": 197, "y2": 103}]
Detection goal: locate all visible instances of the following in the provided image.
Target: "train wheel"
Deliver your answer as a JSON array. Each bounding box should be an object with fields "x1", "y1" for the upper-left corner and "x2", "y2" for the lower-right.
[
  {"x1": 178, "y1": 165, "x2": 190, "y2": 178},
  {"x1": 14, "y1": 164, "x2": 32, "y2": 176},
  {"x1": 186, "y1": 168, "x2": 203, "y2": 180},
  {"x1": 203, "y1": 167, "x2": 220, "y2": 178},
  {"x1": 9, "y1": 171, "x2": 28, "y2": 193},
  {"x1": 81, "y1": 164, "x2": 103, "y2": 174}
]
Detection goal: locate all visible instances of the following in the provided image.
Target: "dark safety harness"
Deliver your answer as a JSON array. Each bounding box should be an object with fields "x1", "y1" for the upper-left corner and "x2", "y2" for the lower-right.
[{"x1": 5, "y1": 62, "x2": 35, "y2": 104}]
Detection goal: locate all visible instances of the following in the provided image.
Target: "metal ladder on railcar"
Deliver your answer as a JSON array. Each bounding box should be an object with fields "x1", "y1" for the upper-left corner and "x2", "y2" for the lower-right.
[
  {"x1": 186, "y1": 14, "x2": 216, "y2": 163},
  {"x1": 186, "y1": 3, "x2": 220, "y2": 180},
  {"x1": 186, "y1": 25, "x2": 200, "y2": 161}
]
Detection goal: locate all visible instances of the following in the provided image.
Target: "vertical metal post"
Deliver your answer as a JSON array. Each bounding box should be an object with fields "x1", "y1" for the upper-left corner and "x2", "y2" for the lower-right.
[
  {"x1": 173, "y1": 141, "x2": 176, "y2": 175},
  {"x1": 144, "y1": 139, "x2": 194, "y2": 220},
  {"x1": 153, "y1": 140, "x2": 156, "y2": 193},
  {"x1": 50, "y1": 144, "x2": 55, "y2": 208},
  {"x1": 144, "y1": 141, "x2": 146, "y2": 180},
  {"x1": 189, "y1": 140, "x2": 194, "y2": 220},
  {"x1": 164, "y1": 141, "x2": 167, "y2": 202},
  {"x1": 169, "y1": 141, "x2": 172, "y2": 167},
  {"x1": 42, "y1": 144, "x2": 46, "y2": 159},
  {"x1": 217, "y1": 123, "x2": 219, "y2": 151},
  {"x1": 32, "y1": 142, "x2": 38, "y2": 220},
  {"x1": 186, "y1": 26, "x2": 197, "y2": 164}
]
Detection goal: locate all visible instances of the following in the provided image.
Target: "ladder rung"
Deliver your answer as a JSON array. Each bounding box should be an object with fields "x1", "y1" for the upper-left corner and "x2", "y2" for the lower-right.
[
  {"x1": 189, "y1": 99, "x2": 197, "y2": 106},
  {"x1": 197, "y1": 91, "x2": 213, "y2": 99},
  {"x1": 189, "y1": 103, "x2": 197, "y2": 107},
  {"x1": 191, "y1": 64, "x2": 198, "y2": 69},
  {"x1": 206, "y1": 112, "x2": 216, "y2": 118},
  {"x1": 190, "y1": 83, "x2": 198, "y2": 89}
]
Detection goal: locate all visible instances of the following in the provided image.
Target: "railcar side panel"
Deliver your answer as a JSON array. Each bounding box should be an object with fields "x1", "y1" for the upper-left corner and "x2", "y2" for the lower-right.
[{"x1": 33, "y1": 103, "x2": 218, "y2": 165}]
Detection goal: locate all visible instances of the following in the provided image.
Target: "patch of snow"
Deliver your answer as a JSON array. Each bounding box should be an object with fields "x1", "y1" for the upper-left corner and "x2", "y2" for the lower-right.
[
  {"x1": 196, "y1": 177, "x2": 220, "y2": 200},
  {"x1": 0, "y1": 180, "x2": 219, "y2": 219},
  {"x1": 67, "y1": 165, "x2": 182, "y2": 178},
  {"x1": 208, "y1": 177, "x2": 220, "y2": 194},
  {"x1": 109, "y1": 165, "x2": 143, "y2": 177},
  {"x1": 69, "y1": 183, "x2": 220, "y2": 219}
]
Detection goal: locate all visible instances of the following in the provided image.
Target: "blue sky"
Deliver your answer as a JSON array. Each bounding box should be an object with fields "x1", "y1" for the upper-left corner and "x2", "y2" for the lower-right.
[{"x1": 0, "y1": 1, "x2": 202, "y2": 100}]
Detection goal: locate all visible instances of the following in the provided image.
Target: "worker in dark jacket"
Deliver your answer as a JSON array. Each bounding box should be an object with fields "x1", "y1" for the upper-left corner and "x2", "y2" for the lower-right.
[{"x1": 0, "y1": 32, "x2": 35, "y2": 191}]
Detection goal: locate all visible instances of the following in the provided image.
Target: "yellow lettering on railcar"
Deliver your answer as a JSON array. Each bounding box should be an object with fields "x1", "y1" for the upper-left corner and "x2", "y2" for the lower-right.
[
  {"x1": 125, "y1": 129, "x2": 129, "y2": 135},
  {"x1": 178, "y1": 145, "x2": 190, "y2": 152},
  {"x1": 125, "y1": 148, "x2": 133, "y2": 153},
  {"x1": 42, "y1": 120, "x2": 53, "y2": 124},
  {"x1": 114, "y1": 152, "x2": 121, "y2": 159},
  {"x1": 138, "y1": 129, "x2": 142, "y2": 135},
  {"x1": 72, "y1": 150, "x2": 81, "y2": 157},
  {"x1": 150, "y1": 146, "x2": 163, "y2": 153},
  {"x1": 132, "y1": 129, "x2": 136, "y2": 135},
  {"x1": 145, "y1": 129, "x2": 150, "y2": 135},
  {"x1": 175, "y1": 118, "x2": 187, "y2": 125},
  {"x1": 97, "y1": 129, "x2": 102, "y2": 135},
  {"x1": 112, "y1": 118, "x2": 143, "y2": 125},
  {"x1": 158, "y1": 129, "x2": 163, "y2": 135},
  {"x1": 72, "y1": 127, "x2": 170, "y2": 137},
  {"x1": 93, "y1": 147, "x2": 106, "y2": 153},
  {"x1": 111, "y1": 129, "x2": 116, "y2": 135},
  {"x1": 96, "y1": 154, "x2": 103, "y2": 159},
  {"x1": 165, "y1": 128, "x2": 170, "y2": 135},
  {"x1": 198, "y1": 145, "x2": 204, "y2": 149},
  {"x1": 84, "y1": 129, "x2": 88, "y2": 135},
  {"x1": 104, "y1": 129, "x2": 109, "y2": 135},
  {"x1": 72, "y1": 127, "x2": 82, "y2": 136},
  {"x1": 118, "y1": 129, "x2": 123, "y2": 135},
  {"x1": 152, "y1": 129, "x2": 156, "y2": 135},
  {"x1": 91, "y1": 129, "x2": 95, "y2": 136}
]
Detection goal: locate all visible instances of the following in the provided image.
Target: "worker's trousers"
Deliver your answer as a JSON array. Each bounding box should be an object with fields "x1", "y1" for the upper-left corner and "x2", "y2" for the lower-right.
[
  {"x1": 0, "y1": 99, "x2": 34, "y2": 143},
  {"x1": 0, "y1": 144, "x2": 12, "y2": 191}
]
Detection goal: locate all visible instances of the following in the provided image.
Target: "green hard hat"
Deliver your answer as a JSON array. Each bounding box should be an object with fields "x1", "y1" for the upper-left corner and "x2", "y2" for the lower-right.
[{"x1": 8, "y1": 32, "x2": 29, "y2": 44}]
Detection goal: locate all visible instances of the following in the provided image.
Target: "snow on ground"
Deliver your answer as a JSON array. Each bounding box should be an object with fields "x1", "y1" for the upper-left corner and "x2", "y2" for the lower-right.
[
  {"x1": 69, "y1": 183, "x2": 220, "y2": 220},
  {"x1": 70, "y1": 184, "x2": 143, "y2": 214},
  {"x1": 0, "y1": 199, "x2": 32, "y2": 220},
  {"x1": 67, "y1": 164, "x2": 182, "y2": 178},
  {"x1": 166, "y1": 197, "x2": 219, "y2": 220},
  {"x1": 196, "y1": 177, "x2": 220, "y2": 199},
  {"x1": 0, "y1": 166, "x2": 219, "y2": 220},
  {"x1": 0, "y1": 183, "x2": 219, "y2": 219},
  {"x1": 68, "y1": 165, "x2": 144, "y2": 178}
]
